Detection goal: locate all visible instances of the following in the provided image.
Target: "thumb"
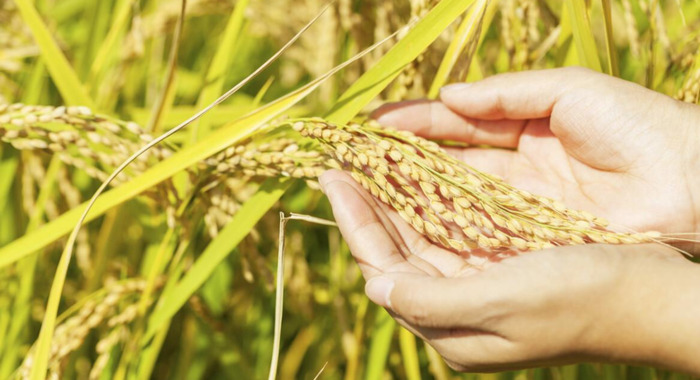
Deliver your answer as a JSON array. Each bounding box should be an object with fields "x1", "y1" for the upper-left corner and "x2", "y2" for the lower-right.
[{"x1": 365, "y1": 271, "x2": 491, "y2": 329}]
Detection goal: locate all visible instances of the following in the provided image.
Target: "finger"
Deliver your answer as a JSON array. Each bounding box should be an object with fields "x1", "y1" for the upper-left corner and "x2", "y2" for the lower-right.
[
  {"x1": 371, "y1": 99, "x2": 527, "y2": 148},
  {"x1": 439, "y1": 67, "x2": 600, "y2": 120},
  {"x1": 374, "y1": 198, "x2": 477, "y2": 278},
  {"x1": 392, "y1": 315, "x2": 529, "y2": 372},
  {"x1": 363, "y1": 272, "x2": 503, "y2": 329},
  {"x1": 426, "y1": 332, "x2": 518, "y2": 372},
  {"x1": 445, "y1": 147, "x2": 517, "y2": 179},
  {"x1": 388, "y1": 314, "x2": 514, "y2": 371},
  {"x1": 322, "y1": 169, "x2": 476, "y2": 277},
  {"x1": 319, "y1": 170, "x2": 440, "y2": 278}
]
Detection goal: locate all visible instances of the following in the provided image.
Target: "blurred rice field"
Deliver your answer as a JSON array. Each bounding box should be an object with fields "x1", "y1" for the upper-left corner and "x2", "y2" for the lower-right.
[{"x1": 0, "y1": 0, "x2": 699, "y2": 379}]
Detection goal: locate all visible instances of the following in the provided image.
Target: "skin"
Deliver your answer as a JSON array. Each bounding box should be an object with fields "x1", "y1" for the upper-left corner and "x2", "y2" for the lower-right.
[{"x1": 318, "y1": 67, "x2": 700, "y2": 375}]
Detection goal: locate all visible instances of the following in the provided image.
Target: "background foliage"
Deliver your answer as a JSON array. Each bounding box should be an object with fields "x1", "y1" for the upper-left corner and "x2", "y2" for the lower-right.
[{"x1": 0, "y1": 0, "x2": 699, "y2": 379}]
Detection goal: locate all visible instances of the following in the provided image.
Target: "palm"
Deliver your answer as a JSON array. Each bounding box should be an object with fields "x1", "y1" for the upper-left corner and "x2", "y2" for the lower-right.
[
  {"x1": 321, "y1": 169, "x2": 690, "y2": 372},
  {"x1": 374, "y1": 71, "x2": 698, "y2": 236},
  {"x1": 331, "y1": 174, "x2": 474, "y2": 279},
  {"x1": 452, "y1": 114, "x2": 692, "y2": 235}
]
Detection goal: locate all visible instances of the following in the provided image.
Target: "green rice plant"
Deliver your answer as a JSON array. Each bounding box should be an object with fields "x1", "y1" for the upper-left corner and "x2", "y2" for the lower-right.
[{"x1": 1, "y1": 0, "x2": 700, "y2": 379}]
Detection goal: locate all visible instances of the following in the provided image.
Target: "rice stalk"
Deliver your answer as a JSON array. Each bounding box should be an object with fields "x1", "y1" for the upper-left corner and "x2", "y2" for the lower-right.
[
  {"x1": 0, "y1": 103, "x2": 173, "y2": 185},
  {"x1": 291, "y1": 118, "x2": 661, "y2": 262},
  {"x1": 1, "y1": 104, "x2": 676, "y2": 261},
  {"x1": 17, "y1": 279, "x2": 159, "y2": 380},
  {"x1": 621, "y1": 0, "x2": 641, "y2": 57}
]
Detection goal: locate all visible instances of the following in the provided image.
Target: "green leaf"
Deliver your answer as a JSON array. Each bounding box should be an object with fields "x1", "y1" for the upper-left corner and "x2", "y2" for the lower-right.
[
  {"x1": 364, "y1": 308, "x2": 396, "y2": 380},
  {"x1": 0, "y1": 156, "x2": 61, "y2": 377},
  {"x1": 192, "y1": 0, "x2": 250, "y2": 140},
  {"x1": 89, "y1": 0, "x2": 135, "y2": 81},
  {"x1": 428, "y1": 0, "x2": 488, "y2": 98},
  {"x1": 325, "y1": 0, "x2": 476, "y2": 123},
  {"x1": 14, "y1": 0, "x2": 94, "y2": 108},
  {"x1": 399, "y1": 327, "x2": 421, "y2": 380},
  {"x1": 0, "y1": 55, "x2": 353, "y2": 268},
  {"x1": 0, "y1": 147, "x2": 17, "y2": 216},
  {"x1": 600, "y1": 0, "x2": 619, "y2": 76},
  {"x1": 143, "y1": 178, "x2": 292, "y2": 341},
  {"x1": 565, "y1": 0, "x2": 602, "y2": 71}
]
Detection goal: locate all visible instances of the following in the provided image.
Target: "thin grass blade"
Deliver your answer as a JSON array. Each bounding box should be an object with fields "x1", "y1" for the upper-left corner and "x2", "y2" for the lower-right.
[
  {"x1": 89, "y1": 0, "x2": 135, "y2": 80},
  {"x1": 145, "y1": 0, "x2": 187, "y2": 133}
]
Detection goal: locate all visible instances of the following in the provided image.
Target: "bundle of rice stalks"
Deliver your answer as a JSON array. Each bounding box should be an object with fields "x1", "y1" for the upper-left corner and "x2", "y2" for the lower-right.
[{"x1": 2, "y1": 101, "x2": 664, "y2": 261}]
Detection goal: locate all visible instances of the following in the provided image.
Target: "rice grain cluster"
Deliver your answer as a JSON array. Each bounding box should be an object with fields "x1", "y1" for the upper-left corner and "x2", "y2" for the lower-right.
[{"x1": 293, "y1": 119, "x2": 659, "y2": 255}]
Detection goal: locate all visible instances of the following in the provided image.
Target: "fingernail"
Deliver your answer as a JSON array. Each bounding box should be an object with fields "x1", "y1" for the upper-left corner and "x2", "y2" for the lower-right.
[
  {"x1": 440, "y1": 82, "x2": 473, "y2": 94},
  {"x1": 365, "y1": 276, "x2": 394, "y2": 309},
  {"x1": 374, "y1": 113, "x2": 395, "y2": 126}
]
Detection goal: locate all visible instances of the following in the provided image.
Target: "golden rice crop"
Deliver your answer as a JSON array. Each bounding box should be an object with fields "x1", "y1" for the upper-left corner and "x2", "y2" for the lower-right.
[
  {"x1": 291, "y1": 119, "x2": 660, "y2": 260},
  {"x1": 3, "y1": 0, "x2": 699, "y2": 378},
  {"x1": 1, "y1": 102, "x2": 662, "y2": 262}
]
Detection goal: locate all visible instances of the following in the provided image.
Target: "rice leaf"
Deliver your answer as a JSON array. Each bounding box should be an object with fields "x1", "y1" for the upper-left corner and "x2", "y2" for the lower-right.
[
  {"x1": 565, "y1": 0, "x2": 602, "y2": 71},
  {"x1": 192, "y1": 0, "x2": 250, "y2": 140},
  {"x1": 0, "y1": 148, "x2": 17, "y2": 217},
  {"x1": 279, "y1": 327, "x2": 317, "y2": 379},
  {"x1": 136, "y1": 254, "x2": 188, "y2": 379},
  {"x1": 428, "y1": 0, "x2": 487, "y2": 98},
  {"x1": 556, "y1": 1, "x2": 577, "y2": 66},
  {"x1": 145, "y1": 0, "x2": 186, "y2": 133},
  {"x1": 325, "y1": 0, "x2": 476, "y2": 123},
  {"x1": 424, "y1": 343, "x2": 451, "y2": 380},
  {"x1": 601, "y1": 0, "x2": 619, "y2": 76},
  {"x1": 399, "y1": 327, "x2": 422, "y2": 380},
  {"x1": 89, "y1": 0, "x2": 135, "y2": 81},
  {"x1": 143, "y1": 178, "x2": 292, "y2": 341},
  {"x1": 0, "y1": 156, "x2": 60, "y2": 378},
  {"x1": 13, "y1": 0, "x2": 94, "y2": 108},
  {"x1": 364, "y1": 308, "x2": 396, "y2": 380}
]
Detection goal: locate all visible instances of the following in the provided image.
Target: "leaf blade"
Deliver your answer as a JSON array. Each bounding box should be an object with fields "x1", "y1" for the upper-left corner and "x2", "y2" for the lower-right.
[
  {"x1": 13, "y1": 0, "x2": 94, "y2": 108},
  {"x1": 143, "y1": 178, "x2": 292, "y2": 341},
  {"x1": 565, "y1": 0, "x2": 602, "y2": 71},
  {"x1": 325, "y1": 0, "x2": 476, "y2": 123}
]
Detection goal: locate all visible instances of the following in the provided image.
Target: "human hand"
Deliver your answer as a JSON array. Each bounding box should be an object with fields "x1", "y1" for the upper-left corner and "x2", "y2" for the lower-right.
[
  {"x1": 319, "y1": 170, "x2": 700, "y2": 375},
  {"x1": 373, "y1": 67, "x2": 700, "y2": 254}
]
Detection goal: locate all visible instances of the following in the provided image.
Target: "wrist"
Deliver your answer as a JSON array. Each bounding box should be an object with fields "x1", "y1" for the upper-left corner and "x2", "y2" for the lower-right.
[
  {"x1": 602, "y1": 246, "x2": 700, "y2": 375},
  {"x1": 682, "y1": 106, "x2": 700, "y2": 253}
]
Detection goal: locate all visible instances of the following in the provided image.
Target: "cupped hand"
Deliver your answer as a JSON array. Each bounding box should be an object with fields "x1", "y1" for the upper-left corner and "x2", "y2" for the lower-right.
[
  {"x1": 319, "y1": 170, "x2": 700, "y2": 375},
  {"x1": 373, "y1": 67, "x2": 700, "y2": 252}
]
